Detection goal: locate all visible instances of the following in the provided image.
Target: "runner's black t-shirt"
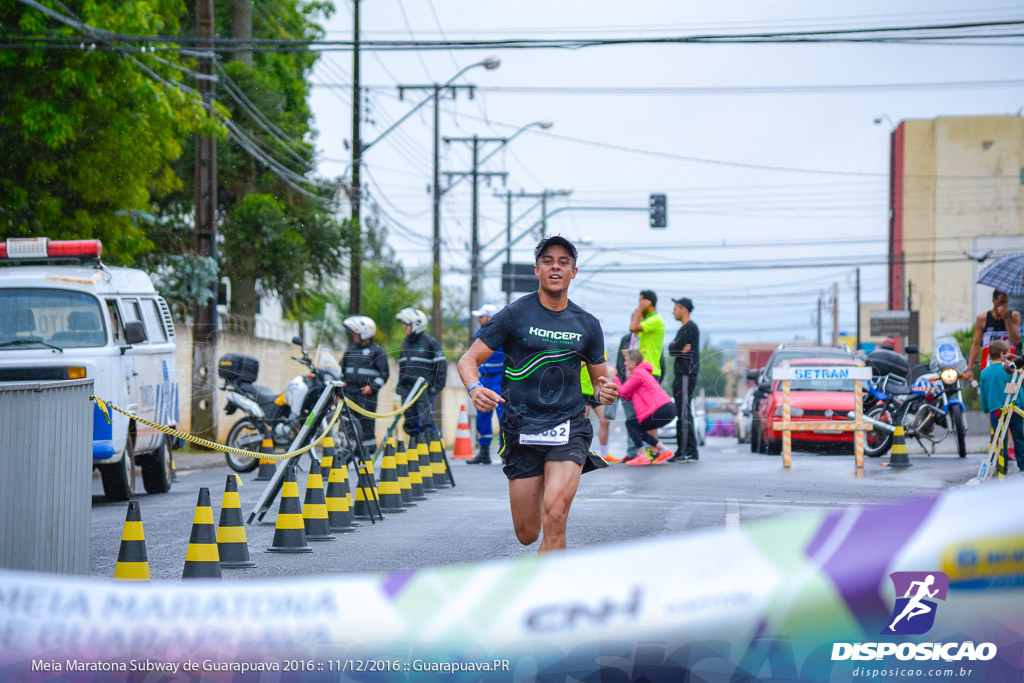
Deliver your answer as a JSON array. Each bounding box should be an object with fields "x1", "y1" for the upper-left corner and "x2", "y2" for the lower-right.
[{"x1": 478, "y1": 292, "x2": 605, "y2": 434}]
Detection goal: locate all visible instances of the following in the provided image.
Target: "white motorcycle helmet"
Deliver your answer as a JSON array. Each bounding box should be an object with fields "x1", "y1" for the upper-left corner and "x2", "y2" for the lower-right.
[
  {"x1": 343, "y1": 315, "x2": 377, "y2": 342},
  {"x1": 396, "y1": 307, "x2": 428, "y2": 335}
]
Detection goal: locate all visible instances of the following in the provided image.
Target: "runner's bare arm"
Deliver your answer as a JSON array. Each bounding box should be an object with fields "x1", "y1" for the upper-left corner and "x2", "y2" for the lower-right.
[
  {"x1": 458, "y1": 339, "x2": 505, "y2": 412},
  {"x1": 586, "y1": 362, "x2": 618, "y2": 404},
  {"x1": 966, "y1": 312, "x2": 986, "y2": 379},
  {"x1": 1009, "y1": 311, "x2": 1022, "y2": 348}
]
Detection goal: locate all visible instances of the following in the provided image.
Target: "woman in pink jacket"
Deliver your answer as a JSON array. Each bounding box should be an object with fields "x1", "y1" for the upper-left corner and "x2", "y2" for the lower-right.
[{"x1": 613, "y1": 349, "x2": 675, "y2": 465}]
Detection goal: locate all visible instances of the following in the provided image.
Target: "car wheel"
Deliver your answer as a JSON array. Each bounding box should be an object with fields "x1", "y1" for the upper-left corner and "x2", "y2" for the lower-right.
[
  {"x1": 141, "y1": 436, "x2": 173, "y2": 494},
  {"x1": 762, "y1": 431, "x2": 782, "y2": 455},
  {"x1": 225, "y1": 418, "x2": 262, "y2": 473},
  {"x1": 100, "y1": 438, "x2": 136, "y2": 502},
  {"x1": 750, "y1": 417, "x2": 761, "y2": 453}
]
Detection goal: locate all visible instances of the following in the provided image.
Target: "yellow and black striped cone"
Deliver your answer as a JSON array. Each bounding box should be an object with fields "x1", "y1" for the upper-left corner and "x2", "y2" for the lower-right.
[
  {"x1": 429, "y1": 432, "x2": 451, "y2": 488},
  {"x1": 302, "y1": 459, "x2": 336, "y2": 541},
  {"x1": 182, "y1": 487, "x2": 222, "y2": 579},
  {"x1": 995, "y1": 424, "x2": 1007, "y2": 477},
  {"x1": 888, "y1": 425, "x2": 912, "y2": 469},
  {"x1": 170, "y1": 449, "x2": 179, "y2": 482},
  {"x1": 418, "y1": 435, "x2": 437, "y2": 492},
  {"x1": 254, "y1": 437, "x2": 276, "y2": 481},
  {"x1": 114, "y1": 500, "x2": 150, "y2": 581},
  {"x1": 217, "y1": 475, "x2": 255, "y2": 568},
  {"x1": 267, "y1": 465, "x2": 312, "y2": 553},
  {"x1": 353, "y1": 458, "x2": 381, "y2": 520},
  {"x1": 378, "y1": 441, "x2": 407, "y2": 513},
  {"x1": 407, "y1": 434, "x2": 427, "y2": 501},
  {"x1": 395, "y1": 438, "x2": 416, "y2": 506},
  {"x1": 325, "y1": 446, "x2": 357, "y2": 533}
]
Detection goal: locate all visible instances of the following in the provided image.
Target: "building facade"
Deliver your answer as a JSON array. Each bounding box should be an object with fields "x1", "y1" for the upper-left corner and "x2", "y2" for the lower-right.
[{"x1": 887, "y1": 115, "x2": 1024, "y2": 351}]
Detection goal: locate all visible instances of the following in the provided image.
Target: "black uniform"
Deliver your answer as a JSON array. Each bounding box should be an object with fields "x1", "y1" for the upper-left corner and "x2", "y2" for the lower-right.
[
  {"x1": 668, "y1": 320, "x2": 700, "y2": 457},
  {"x1": 341, "y1": 340, "x2": 390, "y2": 454},
  {"x1": 397, "y1": 331, "x2": 447, "y2": 436},
  {"x1": 477, "y1": 292, "x2": 607, "y2": 479}
]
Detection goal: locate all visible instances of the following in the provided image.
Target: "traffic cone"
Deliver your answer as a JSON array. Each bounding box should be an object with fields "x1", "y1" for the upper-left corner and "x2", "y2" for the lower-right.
[
  {"x1": 182, "y1": 488, "x2": 221, "y2": 579},
  {"x1": 395, "y1": 438, "x2": 416, "y2": 506},
  {"x1": 888, "y1": 425, "x2": 912, "y2": 469},
  {"x1": 170, "y1": 449, "x2": 179, "y2": 482},
  {"x1": 114, "y1": 500, "x2": 150, "y2": 581},
  {"x1": 325, "y1": 443, "x2": 357, "y2": 533},
  {"x1": 407, "y1": 434, "x2": 427, "y2": 501},
  {"x1": 429, "y1": 433, "x2": 451, "y2": 488},
  {"x1": 267, "y1": 465, "x2": 312, "y2": 553},
  {"x1": 353, "y1": 458, "x2": 381, "y2": 520},
  {"x1": 994, "y1": 424, "x2": 1007, "y2": 477},
  {"x1": 302, "y1": 459, "x2": 336, "y2": 541},
  {"x1": 377, "y1": 441, "x2": 407, "y2": 513},
  {"x1": 452, "y1": 404, "x2": 474, "y2": 458},
  {"x1": 254, "y1": 437, "x2": 275, "y2": 481},
  {"x1": 217, "y1": 475, "x2": 255, "y2": 568},
  {"x1": 417, "y1": 434, "x2": 437, "y2": 492}
]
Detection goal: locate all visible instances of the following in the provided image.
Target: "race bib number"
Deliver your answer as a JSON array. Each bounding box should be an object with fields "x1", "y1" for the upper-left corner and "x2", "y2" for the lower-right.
[{"x1": 520, "y1": 420, "x2": 570, "y2": 446}]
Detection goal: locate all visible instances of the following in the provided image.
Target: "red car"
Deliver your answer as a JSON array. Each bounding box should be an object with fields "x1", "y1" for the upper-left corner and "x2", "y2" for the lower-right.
[{"x1": 755, "y1": 358, "x2": 858, "y2": 454}]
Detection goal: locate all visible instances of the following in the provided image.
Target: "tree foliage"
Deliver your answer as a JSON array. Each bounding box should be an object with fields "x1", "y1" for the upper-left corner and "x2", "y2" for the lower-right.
[{"x1": 0, "y1": 0, "x2": 219, "y2": 263}]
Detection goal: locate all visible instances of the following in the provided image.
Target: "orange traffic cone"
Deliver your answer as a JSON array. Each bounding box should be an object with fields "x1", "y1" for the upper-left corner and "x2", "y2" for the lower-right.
[{"x1": 452, "y1": 404, "x2": 474, "y2": 459}]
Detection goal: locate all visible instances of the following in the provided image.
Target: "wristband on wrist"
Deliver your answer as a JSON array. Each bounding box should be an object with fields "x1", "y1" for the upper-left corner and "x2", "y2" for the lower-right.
[{"x1": 467, "y1": 381, "x2": 483, "y2": 394}]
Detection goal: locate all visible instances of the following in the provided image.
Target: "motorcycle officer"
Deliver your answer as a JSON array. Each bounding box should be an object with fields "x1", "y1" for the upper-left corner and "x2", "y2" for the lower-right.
[
  {"x1": 341, "y1": 316, "x2": 390, "y2": 458},
  {"x1": 396, "y1": 308, "x2": 447, "y2": 440}
]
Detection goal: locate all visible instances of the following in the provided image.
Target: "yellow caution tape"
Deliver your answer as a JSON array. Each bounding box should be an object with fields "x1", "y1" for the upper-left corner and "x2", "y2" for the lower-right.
[
  {"x1": 343, "y1": 383, "x2": 428, "y2": 419},
  {"x1": 89, "y1": 395, "x2": 345, "y2": 462}
]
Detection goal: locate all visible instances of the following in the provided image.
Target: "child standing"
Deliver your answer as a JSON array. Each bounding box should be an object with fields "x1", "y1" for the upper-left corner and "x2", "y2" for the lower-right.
[{"x1": 979, "y1": 340, "x2": 1024, "y2": 473}]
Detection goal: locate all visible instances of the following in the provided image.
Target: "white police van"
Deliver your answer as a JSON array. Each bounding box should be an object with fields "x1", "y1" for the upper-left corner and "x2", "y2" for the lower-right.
[{"x1": 0, "y1": 238, "x2": 178, "y2": 500}]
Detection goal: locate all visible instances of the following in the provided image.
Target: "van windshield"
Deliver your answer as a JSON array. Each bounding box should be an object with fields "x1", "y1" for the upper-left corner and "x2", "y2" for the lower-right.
[{"x1": 0, "y1": 288, "x2": 106, "y2": 349}]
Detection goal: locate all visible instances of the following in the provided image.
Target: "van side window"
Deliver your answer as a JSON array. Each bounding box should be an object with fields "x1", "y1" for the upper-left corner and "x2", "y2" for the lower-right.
[
  {"x1": 106, "y1": 300, "x2": 124, "y2": 342},
  {"x1": 141, "y1": 299, "x2": 167, "y2": 342},
  {"x1": 120, "y1": 298, "x2": 146, "y2": 344}
]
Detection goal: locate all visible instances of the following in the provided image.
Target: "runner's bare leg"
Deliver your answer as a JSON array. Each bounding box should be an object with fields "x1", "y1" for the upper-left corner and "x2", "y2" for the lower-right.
[
  {"x1": 538, "y1": 460, "x2": 582, "y2": 552},
  {"x1": 508, "y1": 477, "x2": 544, "y2": 546}
]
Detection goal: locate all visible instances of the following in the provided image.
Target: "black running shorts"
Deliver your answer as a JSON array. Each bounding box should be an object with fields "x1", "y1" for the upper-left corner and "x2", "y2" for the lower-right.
[{"x1": 499, "y1": 414, "x2": 606, "y2": 480}]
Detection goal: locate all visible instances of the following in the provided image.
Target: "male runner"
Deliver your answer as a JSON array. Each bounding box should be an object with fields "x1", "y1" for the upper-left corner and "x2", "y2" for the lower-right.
[
  {"x1": 458, "y1": 235, "x2": 617, "y2": 553},
  {"x1": 965, "y1": 289, "x2": 1022, "y2": 382}
]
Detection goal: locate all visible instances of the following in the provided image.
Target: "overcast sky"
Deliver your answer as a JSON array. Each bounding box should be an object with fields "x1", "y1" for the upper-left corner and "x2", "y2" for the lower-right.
[{"x1": 304, "y1": 0, "x2": 1024, "y2": 348}]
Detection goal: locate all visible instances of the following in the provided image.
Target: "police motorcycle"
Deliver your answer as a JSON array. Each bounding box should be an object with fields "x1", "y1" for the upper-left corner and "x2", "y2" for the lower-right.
[
  {"x1": 219, "y1": 337, "x2": 341, "y2": 472},
  {"x1": 858, "y1": 338, "x2": 968, "y2": 458}
]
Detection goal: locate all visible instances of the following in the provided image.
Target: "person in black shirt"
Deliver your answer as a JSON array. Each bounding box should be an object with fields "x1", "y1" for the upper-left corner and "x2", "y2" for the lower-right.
[
  {"x1": 396, "y1": 307, "x2": 447, "y2": 438},
  {"x1": 458, "y1": 235, "x2": 617, "y2": 553},
  {"x1": 341, "y1": 316, "x2": 390, "y2": 455},
  {"x1": 668, "y1": 296, "x2": 700, "y2": 461}
]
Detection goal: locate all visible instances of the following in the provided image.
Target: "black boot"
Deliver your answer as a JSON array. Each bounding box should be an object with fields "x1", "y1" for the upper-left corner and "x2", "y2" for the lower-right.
[{"x1": 467, "y1": 444, "x2": 491, "y2": 464}]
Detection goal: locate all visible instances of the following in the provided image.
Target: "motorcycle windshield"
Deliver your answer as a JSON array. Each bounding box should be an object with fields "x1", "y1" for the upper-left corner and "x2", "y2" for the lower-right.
[{"x1": 929, "y1": 335, "x2": 967, "y2": 374}]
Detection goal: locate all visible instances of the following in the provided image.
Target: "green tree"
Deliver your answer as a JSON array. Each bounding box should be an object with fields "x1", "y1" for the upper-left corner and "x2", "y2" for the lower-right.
[
  {"x1": 150, "y1": 0, "x2": 345, "y2": 317},
  {"x1": 0, "y1": 0, "x2": 219, "y2": 263},
  {"x1": 953, "y1": 326, "x2": 981, "y2": 410}
]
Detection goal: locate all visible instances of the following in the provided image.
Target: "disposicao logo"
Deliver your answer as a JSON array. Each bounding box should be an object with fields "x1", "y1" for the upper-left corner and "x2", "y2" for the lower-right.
[
  {"x1": 884, "y1": 571, "x2": 948, "y2": 635},
  {"x1": 831, "y1": 571, "x2": 997, "y2": 662}
]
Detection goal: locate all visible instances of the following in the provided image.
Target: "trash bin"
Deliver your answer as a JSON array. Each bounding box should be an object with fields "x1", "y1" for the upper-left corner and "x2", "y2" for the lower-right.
[{"x1": 0, "y1": 379, "x2": 93, "y2": 574}]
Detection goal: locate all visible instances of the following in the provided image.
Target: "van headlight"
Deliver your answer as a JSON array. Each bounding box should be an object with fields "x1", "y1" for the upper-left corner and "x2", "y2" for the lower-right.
[
  {"x1": 940, "y1": 368, "x2": 958, "y2": 384},
  {"x1": 774, "y1": 406, "x2": 804, "y2": 417}
]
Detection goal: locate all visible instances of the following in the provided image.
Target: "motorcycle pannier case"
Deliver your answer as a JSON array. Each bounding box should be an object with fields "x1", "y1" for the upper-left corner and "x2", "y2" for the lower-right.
[
  {"x1": 865, "y1": 349, "x2": 909, "y2": 379},
  {"x1": 218, "y1": 353, "x2": 259, "y2": 383}
]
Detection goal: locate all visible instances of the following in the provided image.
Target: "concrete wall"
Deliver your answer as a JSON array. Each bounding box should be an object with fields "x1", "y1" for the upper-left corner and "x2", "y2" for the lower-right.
[
  {"x1": 899, "y1": 115, "x2": 1024, "y2": 351},
  {"x1": 174, "y1": 324, "x2": 473, "y2": 447}
]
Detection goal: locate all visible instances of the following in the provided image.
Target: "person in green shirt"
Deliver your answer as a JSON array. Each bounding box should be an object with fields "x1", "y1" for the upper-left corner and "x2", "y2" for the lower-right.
[
  {"x1": 979, "y1": 339, "x2": 1024, "y2": 473},
  {"x1": 630, "y1": 290, "x2": 665, "y2": 379}
]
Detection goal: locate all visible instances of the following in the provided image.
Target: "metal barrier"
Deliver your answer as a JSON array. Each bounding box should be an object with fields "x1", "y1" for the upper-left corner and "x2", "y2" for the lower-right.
[
  {"x1": 771, "y1": 364, "x2": 872, "y2": 468},
  {"x1": 0, "y1": 379, "x2": 93, "y2": 574}
]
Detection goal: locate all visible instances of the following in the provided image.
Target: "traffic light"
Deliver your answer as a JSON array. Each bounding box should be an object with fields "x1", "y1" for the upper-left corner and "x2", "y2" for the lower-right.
[{"x1": 649, "y1": 193, "x2": 667, "y2": 228}]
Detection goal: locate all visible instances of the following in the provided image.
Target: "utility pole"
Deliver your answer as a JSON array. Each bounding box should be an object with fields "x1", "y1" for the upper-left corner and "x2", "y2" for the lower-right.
[
  {"x1": 395, "y1": 82, "x2": 476, "y2": 339},
  {"x1": 855, "y1": 267, "x2": 861, "y2": 350},
  {"x1": 191, "y1": 0, "x2": 218, "y2": 441},
  {"x1": 444, "y1": 135, "x2": 508, "y2": 346},
  {"x1": 817, "y1": 295, "x2": 823, "y2": 346},
  {"x1": 504, "y1": 190, "x2": 512, "y2": 305},
  {"x1": 231, "y1": 0, "x2": 252, "y2": 67},
  {"x1": 348, "y1": 0, "x2": 362, "y2": 314},
  {"x1": 832, "y1": 282, "x2": 839, "y2": 347}
]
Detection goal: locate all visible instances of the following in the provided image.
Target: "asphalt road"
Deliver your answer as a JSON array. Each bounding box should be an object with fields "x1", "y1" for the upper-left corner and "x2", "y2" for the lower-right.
[{"x1": 88, "y1": 424, "x2": 997, "y2": 582}]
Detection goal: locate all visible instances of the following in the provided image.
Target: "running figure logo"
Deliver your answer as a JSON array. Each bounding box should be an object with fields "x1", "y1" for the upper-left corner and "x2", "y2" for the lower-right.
[{"x1": 883, "y1": 571, "x2": 950, "y2": 635}]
